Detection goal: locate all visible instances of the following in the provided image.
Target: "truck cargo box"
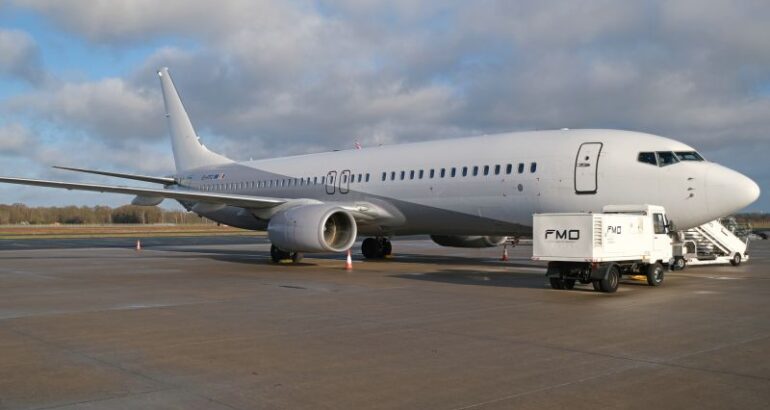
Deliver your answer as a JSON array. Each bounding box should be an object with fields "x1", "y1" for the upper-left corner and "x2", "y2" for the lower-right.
[{"x1": 533, "y1": 206, "x2": 669, "y2": 263}]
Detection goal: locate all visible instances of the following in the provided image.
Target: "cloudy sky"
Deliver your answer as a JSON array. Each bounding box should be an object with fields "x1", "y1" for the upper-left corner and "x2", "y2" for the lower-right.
[{"x1": 0, "y1": 0, "x2": 767, "y2": 211}]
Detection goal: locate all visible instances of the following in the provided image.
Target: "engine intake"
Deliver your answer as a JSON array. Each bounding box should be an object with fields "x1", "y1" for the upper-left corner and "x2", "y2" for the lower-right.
[
  {"x1": 268, "y1": 204, "x2": 357, "y2": 253},
  {"x1": 430, "y1": 235, "x2": 507, "y2": 248}
]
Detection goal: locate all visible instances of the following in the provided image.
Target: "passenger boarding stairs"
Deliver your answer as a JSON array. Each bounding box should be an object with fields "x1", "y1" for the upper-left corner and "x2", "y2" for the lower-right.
[{"x1": 677, "y1": 219, "x2": 750, "y2": 266}]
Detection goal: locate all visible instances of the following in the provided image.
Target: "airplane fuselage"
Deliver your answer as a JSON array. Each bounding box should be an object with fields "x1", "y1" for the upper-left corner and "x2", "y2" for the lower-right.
[{"x1": 176, "y1": 128, "x2": 758, "y2": 236}]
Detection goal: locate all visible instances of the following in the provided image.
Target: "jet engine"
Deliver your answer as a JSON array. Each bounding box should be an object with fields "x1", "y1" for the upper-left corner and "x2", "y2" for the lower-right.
[
  {"x1": 268, "y1": 204, "x2": 357, "y2": 253},
  {"x1": 430, "y1": 235, "x2": 507, "y2": 248}
]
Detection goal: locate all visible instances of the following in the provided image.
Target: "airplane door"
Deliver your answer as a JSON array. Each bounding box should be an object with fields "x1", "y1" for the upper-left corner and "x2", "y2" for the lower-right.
[
  {"x1": 339, "y1": 170, "x2": 351, "y2": 194},
  {"x1": 326, "y1": 171, "x2": 337, "y2": 194},
  {"x1": 574, "y1": 142, "x2": 602, "y2": 194}
]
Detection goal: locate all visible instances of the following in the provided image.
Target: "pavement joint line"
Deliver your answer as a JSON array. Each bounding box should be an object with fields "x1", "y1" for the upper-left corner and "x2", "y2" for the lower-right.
[
  {"x1": 450, "y1": 361, "x2": 654, "y2": 410},
  {"x1": 6, "y1": 325, "x2": 175, "y2": 389},
  {"x1": 28, "y1": 387, "x2": 178, "y2": 410},
  {"x1": 429, "y1": 326, "x2": 770, "y2": 383}
]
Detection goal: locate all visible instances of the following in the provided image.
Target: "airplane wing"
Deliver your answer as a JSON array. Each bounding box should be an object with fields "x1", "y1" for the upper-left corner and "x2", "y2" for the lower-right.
[
  {"x1": 53, "y1": 165, "x2": 177, "y2": 185},
  {"x1": 0, "y1": 176, "x2": 285, "y2": 209}
]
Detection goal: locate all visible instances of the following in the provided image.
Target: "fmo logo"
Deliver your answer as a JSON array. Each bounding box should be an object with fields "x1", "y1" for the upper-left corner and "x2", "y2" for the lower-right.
[{"x1": 545, "y1": 229, "x2": 580, "y2": 240}]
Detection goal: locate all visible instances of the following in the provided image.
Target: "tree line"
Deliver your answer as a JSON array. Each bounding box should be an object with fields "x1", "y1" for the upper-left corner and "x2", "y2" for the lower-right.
[{"x1": 0, "y1": 204, "x2": 210, "y2": 225}]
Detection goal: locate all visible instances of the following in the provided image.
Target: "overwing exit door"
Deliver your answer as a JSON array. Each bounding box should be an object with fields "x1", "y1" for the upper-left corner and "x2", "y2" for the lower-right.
[{"x1": 574, "y1": 142, "x2": 602, "y2": 194}]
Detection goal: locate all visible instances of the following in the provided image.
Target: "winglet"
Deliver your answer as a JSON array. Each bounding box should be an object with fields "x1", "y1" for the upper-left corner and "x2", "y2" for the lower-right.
[{"x1": 158, "y1": 67, "x2": 231, "y2": 172}]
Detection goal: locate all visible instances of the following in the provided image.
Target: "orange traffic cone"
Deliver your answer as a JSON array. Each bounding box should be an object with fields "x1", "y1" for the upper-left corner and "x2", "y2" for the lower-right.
[
  {"x1": 500, "y1": 243, "x2": 509, "y2": 261},
  {"x1": 136, "y1": 240, "x2": 142, "y2": 251},
  {"x1": 345, "y1": 249, "x2": 353, "y2": 271}
]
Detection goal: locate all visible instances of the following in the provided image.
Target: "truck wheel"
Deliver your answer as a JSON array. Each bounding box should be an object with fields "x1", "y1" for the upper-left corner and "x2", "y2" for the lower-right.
[
  {"x1": 599, "y1": 266, "x2": 619, "y2": 293},
  {"x1": 563, "y1": 279, "x2": 576, "y2": 290},
  {"x1": 672, "y1": 257, "x2": 686, "y2": 271},
  {"x1": 646, "y1": 262, "x2": 664, "y2": 286},
  {"x1": 730, "y1": 253, "x2": 742, "y2": 266},
  {"x1": 549, "y1": 278, "x2": 564, "y2": 290}
]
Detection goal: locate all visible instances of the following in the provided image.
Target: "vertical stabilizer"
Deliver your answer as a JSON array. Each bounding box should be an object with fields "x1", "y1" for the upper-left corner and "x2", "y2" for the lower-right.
[{"x1": 158, "y1": 67, "x2": 231, "y2": 172}]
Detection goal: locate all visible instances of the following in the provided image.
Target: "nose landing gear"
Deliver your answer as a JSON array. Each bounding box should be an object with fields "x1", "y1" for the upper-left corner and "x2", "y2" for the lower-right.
[{"x1": 361, "y1": 237, "x2": 392, "y2": 259}]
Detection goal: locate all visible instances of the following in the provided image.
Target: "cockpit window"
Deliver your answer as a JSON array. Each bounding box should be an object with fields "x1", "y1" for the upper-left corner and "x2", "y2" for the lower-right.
[
  {"x1": 638, "y1": 152, "x2": 657, "y2": 166},
  {"x1": 656, "y1": 151, "x2": 679, "y2": 167},
  {"x1": 675, "y1": 151, "x2": 704, "y2": 161}
]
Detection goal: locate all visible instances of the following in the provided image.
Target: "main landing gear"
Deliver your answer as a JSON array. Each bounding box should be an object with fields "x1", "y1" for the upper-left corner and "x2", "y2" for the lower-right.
[
  {"x1": 270, "y1": 244, "x2": 303, "y2": 263},
  {"x1": 361, "y1": 237, "x2": 392, "y2": 259}
]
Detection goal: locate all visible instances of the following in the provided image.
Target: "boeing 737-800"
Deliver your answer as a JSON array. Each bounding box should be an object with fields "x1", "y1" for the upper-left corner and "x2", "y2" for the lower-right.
[{"x1": 0, "y1": 68, "x2": 760, "y2": 262}]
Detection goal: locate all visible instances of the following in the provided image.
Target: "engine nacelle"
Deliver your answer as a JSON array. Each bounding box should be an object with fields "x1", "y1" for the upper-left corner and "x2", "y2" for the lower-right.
[
  {"x1": 430, "y1": 235, "x2": 507, "y2": 248},
  {"x1": 268, "y1": 204, "x2": 357, "y2": 253}
]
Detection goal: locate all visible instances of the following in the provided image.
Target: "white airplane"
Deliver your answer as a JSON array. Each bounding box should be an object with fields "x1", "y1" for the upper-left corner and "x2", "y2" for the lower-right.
[{"x1": 0, "y1": 68, "x2": 760, "y2": 262}]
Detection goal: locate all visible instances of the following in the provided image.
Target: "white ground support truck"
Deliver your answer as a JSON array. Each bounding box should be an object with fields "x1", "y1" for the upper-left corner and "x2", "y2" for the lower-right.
[{"x1": 532, "y1": 205, "x2": 673, "y2": 293}]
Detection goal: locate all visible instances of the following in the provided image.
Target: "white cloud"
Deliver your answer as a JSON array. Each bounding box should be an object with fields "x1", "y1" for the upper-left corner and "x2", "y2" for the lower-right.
[
  {"x1": 0, "y1": 122, "x2": 36, "y2": 154},
  {"x1": 0, "y1": 28, "x2": 45, "y2": 84},
  {"x1": 8, "y1": 78, "x2": 164, "y2": 145}
]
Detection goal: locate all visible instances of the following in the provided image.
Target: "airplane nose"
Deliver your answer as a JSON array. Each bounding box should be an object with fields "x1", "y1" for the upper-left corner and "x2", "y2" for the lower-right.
[{"x1": 706, "y1": 163, "x2": 761, "y2": 216}]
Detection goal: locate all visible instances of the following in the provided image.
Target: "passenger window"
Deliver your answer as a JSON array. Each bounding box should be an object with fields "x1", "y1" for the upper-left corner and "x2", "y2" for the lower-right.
[
  {"x1": 462, "y1": 167, "x2": 468, "y2": 177},
  {"x1": 506, "y1": 164, "x2": 512, "y2": 174},
  {"x1": 653, "y1": 213, "x2": 667, "y2": 234},
  {"x1": 518, "y1": 163, "x2": 524, "y2": 174},
  {"x1": 530, "y1": 162, "x2": 537, "y2": 173},
  {"x1": 638, "y1": 152, "x2": 657, "y2": 166},
  {"x1": 429, "y1": 169, "x2": 435, "y2": 178},
  {"x1": 365, "y1": 173, "x2": 370, "y2": 182},
  {"x1": 451, "y1": 168, "x2": 456, "y2": 177},
  {"x1": 400, "y1": 171, "x2": 405, "y2": 180},
  {"x1": 418, "y1": 170, "x2": 424, "y2": 179},
  {"x1": 440, "y1": 168, "x2": 446, "y2": 178},
  {"x1": 381, "y1": 172, "x2": 386, "y2": 181},
  {"x1": 472, "y1": 166, "x2": 478, "y2": 176},
  {"x1": 391, "y1": 171, "x2": 396, "y2": 181},
  {"x1": 321, "y1": 176, "x2": 325, "y2": 184},
  {"x1": 657, "y1": 151, "x2": 679, "y2": 167}
]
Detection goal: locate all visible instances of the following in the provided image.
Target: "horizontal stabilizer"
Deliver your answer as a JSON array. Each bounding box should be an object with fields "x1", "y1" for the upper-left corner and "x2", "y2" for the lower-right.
[
  {"x1": 54, "y1": 166, "x2": 177, "y2": 185},
  {"x1": 0, "y1": 176, "x2": 285, "y2": 210}
]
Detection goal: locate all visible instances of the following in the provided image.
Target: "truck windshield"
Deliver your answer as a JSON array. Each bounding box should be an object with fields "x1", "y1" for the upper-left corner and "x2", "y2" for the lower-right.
[{"x1": 675, "y1": 151, "x2": 704, "y2": 161}]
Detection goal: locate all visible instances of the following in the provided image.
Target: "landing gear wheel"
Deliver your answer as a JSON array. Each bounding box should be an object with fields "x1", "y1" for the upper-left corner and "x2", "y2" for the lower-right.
[
  {"x1": 730, "y1": 253, "x2": 742, "y2": 266},
  {"x1": 562, "y1": 279, "x2": 576, "y2": 290},
  {"x1": 381, "y1": 239, "x2": 392, "y2": 257},
  {"x1": 672, "y1": 257, "x2": 686, "y2": 271},
  {"x1": 361, "y1": 237, "x2": 392, "y2": 259},
  {"x1": 361, "y1": 238, "x2": 380, "y2": 259},
  {"x1": 646, "y1": 262, "x2": 665, "y2": 286},
  {"x1": 291, "y1": 252, "x2": 304, "y2": 263},
  {"x1": 599, "y1": 266, "x2": 619, "y2": 293},
  {"x1": 549, "y1": 278, "x2": 564, "y2": 290},
  {"x1": 270, "y1": 245, "x2": 292, "y2": 263}
]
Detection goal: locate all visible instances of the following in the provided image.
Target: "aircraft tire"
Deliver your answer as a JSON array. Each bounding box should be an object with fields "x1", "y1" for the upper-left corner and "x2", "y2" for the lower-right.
[
  {"x1": 361, "y1": 238, "x2": 381, "y2": 259},
  {"x1": 646, "y1": 262, "x2": 664, "y2": 286},
  {"x1": 291, "y1": 252, "x2": 304, "y2": 263},
  {"x1": 381, "y1": 238, "x2": 392, "y2": 256},
  {"x1": 270, "y1": 244, "x2": 291, "y2": 263}
]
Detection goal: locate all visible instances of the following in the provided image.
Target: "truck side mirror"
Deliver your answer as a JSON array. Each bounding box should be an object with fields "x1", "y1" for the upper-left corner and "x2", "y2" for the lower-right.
[{"x1": 666, "y1": 220, "x2": 676, "y2": 232}]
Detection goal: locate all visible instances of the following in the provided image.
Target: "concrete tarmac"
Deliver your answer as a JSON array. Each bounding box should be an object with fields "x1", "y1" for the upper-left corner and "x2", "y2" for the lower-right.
[{"x1": 0, "y1": 236, "x2": 768, "y2": 409}]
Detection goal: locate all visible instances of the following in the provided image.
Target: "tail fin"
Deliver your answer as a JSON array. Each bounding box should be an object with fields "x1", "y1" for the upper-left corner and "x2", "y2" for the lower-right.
[{"x1": 157, "y1": 67, "x2": 231, "y2": 172}]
